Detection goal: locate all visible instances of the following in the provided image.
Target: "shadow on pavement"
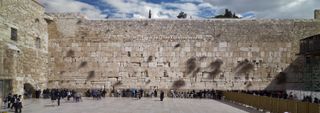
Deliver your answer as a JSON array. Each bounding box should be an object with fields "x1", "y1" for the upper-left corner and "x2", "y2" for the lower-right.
[
  {"x1": 44, "y1": 104, "x2": 56, "y2": 107},
  {"x1": 217, "y1": 100, "x2": 263, "y2": 113}
]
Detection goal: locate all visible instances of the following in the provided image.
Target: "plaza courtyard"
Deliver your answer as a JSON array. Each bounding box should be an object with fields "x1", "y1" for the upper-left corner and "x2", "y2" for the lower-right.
[{"x1": 2, "y1": 98, "x2": 260, "y2": 113}]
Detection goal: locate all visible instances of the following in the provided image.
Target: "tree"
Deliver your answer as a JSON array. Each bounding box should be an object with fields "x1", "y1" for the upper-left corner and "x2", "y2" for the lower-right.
[
  {"x1": 177, "y1": 12, "x2": 187, "y2": 19},
  {"x1": 214, "y1": 9, "x2": 239, "y2": 19},
  {"x1": 148, "y1": 10, "x2": 152, "y2": 19}
]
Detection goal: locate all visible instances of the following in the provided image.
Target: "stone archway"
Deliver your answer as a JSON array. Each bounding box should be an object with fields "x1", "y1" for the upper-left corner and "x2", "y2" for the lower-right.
[{"x1": 24, "y1": 83, "x2": 35, "y2": 98}]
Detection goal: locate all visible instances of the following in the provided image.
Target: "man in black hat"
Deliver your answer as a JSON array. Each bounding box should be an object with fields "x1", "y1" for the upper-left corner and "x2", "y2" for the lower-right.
[{"x1": 160, "y1": 91, "x2": 164, "y2": 101}]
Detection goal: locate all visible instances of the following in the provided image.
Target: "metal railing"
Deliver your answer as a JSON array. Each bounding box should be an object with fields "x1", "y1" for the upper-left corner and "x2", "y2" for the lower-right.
[{"x1": 223, "y1": 92, "x2": 320, "y2": 113}]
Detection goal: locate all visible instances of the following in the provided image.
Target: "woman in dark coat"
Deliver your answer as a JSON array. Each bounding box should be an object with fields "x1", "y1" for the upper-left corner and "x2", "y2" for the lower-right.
[{"x1": 160, "y1": 91, "x2": 164, "y2": 101}]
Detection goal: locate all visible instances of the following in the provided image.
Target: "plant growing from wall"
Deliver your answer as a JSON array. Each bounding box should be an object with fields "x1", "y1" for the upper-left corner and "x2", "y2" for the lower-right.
[
  {"x1": 186, "y1": 57, "x2": 197, "y2": 75},
  {"x1": 199, "y1": 56, "x2": 207, "y2": 61},
  {"x1": 174, "y1": 43, "x2": 181, "y2": 48},
  {"x1": 207, "y1": 59, "x2": 223, "y2": 79},
  {"x1": 66, "y1": 50, "x2": 75, "y2": 57},
  {"x1": 147, "y1": 56, "x2": 153, "y2": 62},
  {"x1": 192, "y1": 67, "x2": 200, "y2": 77},
  {"x1": 112, "y1": 81, "x2": 123, "y2": 87},
  {"x1": 86, "y1": 71, "x2": 95, "y2": 81},
  {"x1": 79, "y1": 61, "x2": 88, "y2": 68},
  {"x1": 172, "y1": 79, "x2": 186, "y2": 89},
  {"x1": 146, "y1": 79, "x2": 151, "y2": 84},
  {"x1": 234, "y1": 59, "x2": 254, "y2": 75},
  {"x1": 60, "y1": 71, "x2": 65, "y2": 75},
  {"x1": 244, "y1": 81, "x2": 253, "y2": 88}
]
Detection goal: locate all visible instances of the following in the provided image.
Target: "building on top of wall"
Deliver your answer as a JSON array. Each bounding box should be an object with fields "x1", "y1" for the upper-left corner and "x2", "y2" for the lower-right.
[{"x1": 0, "y1": 0, "x2": 50, "y2": 98}]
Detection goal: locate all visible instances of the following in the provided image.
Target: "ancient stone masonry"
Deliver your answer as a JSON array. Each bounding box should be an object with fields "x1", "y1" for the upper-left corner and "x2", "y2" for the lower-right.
[
  {"x1": 2, "y1": 0, "x2": 320, "y2": 95},
  {"x1": 47, "y1": 13, "x2": 320, "y2": 90},
  {"x1": 0, "y1": 0, "x2": 49, "y2": 95}
]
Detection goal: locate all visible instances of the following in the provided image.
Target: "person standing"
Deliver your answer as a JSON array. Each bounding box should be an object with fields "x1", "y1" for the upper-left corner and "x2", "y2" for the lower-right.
[
  {"x1": 102, "y1": 89, "x2": 106, "y2": 97},
  {"x1": 11, "y1": 95, "x2": 17, "y2": 109},
  {"x1": 6, "y1": 93, "x2": 12, "y2": 108},
  {"x1": 171, "y1": 89, "x2": 176, "y2": 98},
  {"x1": 50, "y1": 90, "x2": 56, "y2": 104},
  {"x1": 134, "y1": 89, "x2": 138, "y2": 98},
  {"x1": 154, "y1": 90, "x2": 158, "y2": 97},
  {"x1": 14, "y1": 96, "x2": 22, "y2": 113},
  {"x1": 160, "y1": 91, "x2": 164, "y2": 101},
  {"x1": 139, "y1": 89, "x2": 144, "y2": 99},
  {"x1": 56, "y1": 91, "x2": 61, "y2": 106},
  {"x1": 67, "y1": 91, "x2": 71, "y2": 101}
]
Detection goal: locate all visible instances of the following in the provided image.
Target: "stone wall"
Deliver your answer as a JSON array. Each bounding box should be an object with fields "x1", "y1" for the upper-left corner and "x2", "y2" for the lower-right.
[
  {"x1": 1, "y1": 0, "x2": 320, "y2": 98},
  {"x1": 48, "y1": 13, "x2": 320, "y2": 90},
  {"x1": 0, "y1": 0, "x2": 49, "y2": 95}
]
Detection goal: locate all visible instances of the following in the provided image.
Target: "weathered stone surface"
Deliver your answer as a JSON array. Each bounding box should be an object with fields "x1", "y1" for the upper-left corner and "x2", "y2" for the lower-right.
[
  {"x1": 0, "y1": 0, "x2": 49, "y2": 95},
  {"x1": 1, "y1": 0, "x2": 320, "y2": 95},
  {"x1": 47, "y1": 14, "x2": 320, "y2": 90}
]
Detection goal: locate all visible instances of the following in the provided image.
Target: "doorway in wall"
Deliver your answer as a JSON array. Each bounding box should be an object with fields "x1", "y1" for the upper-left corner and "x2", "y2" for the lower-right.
[{"x1": 0, "y1": 80, "x2": 12, "y2": 99}]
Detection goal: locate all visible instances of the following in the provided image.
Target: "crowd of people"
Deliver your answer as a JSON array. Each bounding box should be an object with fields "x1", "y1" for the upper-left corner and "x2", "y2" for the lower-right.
[
  {"x1": 84, "y1": 88, "x2": 165, "y2": 100},
  {"x1": 234, "y1": 90, "x2": 320, "y2": 104},
  {"x1": 3, "y1": 93, "x2": 23, "y2": 113},
  {"x1": 85, "y1": 89, "x2": 107, "y2": 99},
  {"x1": 81, "y1": 88, "x2": 224, "y2": 100},
  {"x1": 42, "y1": 89, "x2": 83, "y2": 104},
  {"x1": 169, "y1": 89, "x2": 224, "y2": 99},
  {"x1": 42, "y1": 88, "x2": 165, "y2": 103}
]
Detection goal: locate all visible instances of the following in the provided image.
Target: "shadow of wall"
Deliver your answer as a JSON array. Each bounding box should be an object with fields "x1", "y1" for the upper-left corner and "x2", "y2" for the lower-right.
[{"x1": 264, "y1": 56, "x2": 306, "y2": 91}]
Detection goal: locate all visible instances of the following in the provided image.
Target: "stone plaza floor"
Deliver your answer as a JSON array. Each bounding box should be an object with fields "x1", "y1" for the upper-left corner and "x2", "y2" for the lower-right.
[{"x1": 2, "y1": 97, "x2": 262, "y2": 113}]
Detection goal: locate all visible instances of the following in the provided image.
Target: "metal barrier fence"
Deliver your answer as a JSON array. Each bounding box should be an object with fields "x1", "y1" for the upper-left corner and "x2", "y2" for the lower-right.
[{"x1": 223, "y1": 92, "x2": 320, "y2": 113}]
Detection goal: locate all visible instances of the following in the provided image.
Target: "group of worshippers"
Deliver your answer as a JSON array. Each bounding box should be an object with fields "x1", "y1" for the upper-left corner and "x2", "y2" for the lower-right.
[
  {"x1": 103, "y1": 88, "x2": 165, "y2": 101},
  {"x1": 85, "y1": 89, "x2": 107, "y2": 100},
  {"x1": 3, "y1": 93, "x2": 23, "y2": 113},
  {"x1": 42, "y1": 89, "x2": 83, "y2": 106},
  {"x1": 170, "y1": 89, "x2": 223, "y2": 99},
  {"x1": 234, "y1": 90, "x2": 320, "y2": 104}
]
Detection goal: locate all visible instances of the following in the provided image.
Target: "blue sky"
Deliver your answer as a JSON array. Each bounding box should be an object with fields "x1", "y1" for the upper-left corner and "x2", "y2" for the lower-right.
[{"x1": 39, "y1": 0, "x2": 320, "y2": 19}]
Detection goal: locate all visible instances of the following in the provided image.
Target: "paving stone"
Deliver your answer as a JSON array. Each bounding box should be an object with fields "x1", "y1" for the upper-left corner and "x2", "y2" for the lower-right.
[{"x1": 17, "y1": 98, "x2": 253, "y2": 113}]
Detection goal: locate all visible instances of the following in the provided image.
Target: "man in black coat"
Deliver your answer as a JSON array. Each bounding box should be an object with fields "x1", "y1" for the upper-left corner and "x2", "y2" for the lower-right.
[
  {"x1": 154, "y1": 90, "x2": 157, "y2": 97},
  {"x1": 11, "y1": 95, "x2": 17, "y2": 109},
  {"x1": 160, "y1": 91, "x2": 164, "y2": 101},
  {"x1": 50, "y1": 90, "x2": 56, "y2": 104},
  {"x1": 138, "y1": 89, "x2": 143, "y2": 99},
  {"x1": 6, "y1": 93, "x2": 12, "y2": 108},
  {"x1": 14, "y1": 95, "x2": 22, "y2": 113},
  {"x1": 56, "y1": 91, "x2": 61, "y2": 106}
]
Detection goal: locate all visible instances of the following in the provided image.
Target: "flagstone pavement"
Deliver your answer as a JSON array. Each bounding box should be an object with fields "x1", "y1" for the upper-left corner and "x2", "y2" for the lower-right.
[{"x1": 2, "y1": 97, "x2": 262, "y2": 113}]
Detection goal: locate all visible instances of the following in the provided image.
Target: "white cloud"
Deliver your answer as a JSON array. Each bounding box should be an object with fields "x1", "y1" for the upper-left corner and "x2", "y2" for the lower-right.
[
  {"x1": 179, "y1": 0, "x2": 204, "y2": 2},
  {"x1": 37, "y1": 0, "x2": 318, "y2": 19},
  {"x1": 204, "y1": 0, "x2": 320, "y2": 19},
  {"x1": 102, "y1": 0, "x2": 217, "y2": 19},
  {"x1": 39, "y1": 0, "x2": 107, "y2": 19}
]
